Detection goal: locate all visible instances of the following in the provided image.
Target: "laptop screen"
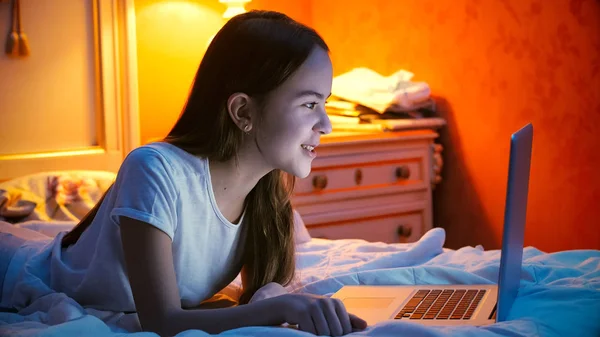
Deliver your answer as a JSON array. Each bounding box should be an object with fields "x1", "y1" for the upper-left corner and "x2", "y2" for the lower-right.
[{"x1": 496, "y1": 123, "x2": 533, "y2": 322}]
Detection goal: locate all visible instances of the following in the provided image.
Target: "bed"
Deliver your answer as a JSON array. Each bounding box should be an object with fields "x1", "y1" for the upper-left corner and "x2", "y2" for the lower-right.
[{"x1": 1, "y1": 171, "x2": 599, "y2": 337}]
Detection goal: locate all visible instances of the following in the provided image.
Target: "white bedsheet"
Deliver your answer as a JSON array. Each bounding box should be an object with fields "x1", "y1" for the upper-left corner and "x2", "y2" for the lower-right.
[{"x1": 1, "y1": 224, "x2": 599, "y2": 337}]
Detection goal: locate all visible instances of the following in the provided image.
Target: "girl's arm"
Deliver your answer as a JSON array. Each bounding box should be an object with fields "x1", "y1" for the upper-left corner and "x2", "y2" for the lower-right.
[
  {"x1": 120, "y1": 216, "x2": 281, "y2": 335},
  {"x1": 120, "y1": 216, "x2": 365, "y2": 336}
]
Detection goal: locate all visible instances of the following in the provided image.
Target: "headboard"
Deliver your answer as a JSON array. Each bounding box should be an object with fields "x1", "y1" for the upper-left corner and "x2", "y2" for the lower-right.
[{"x1": 0, "y1": 0, "x2": 139, "y2": 181}]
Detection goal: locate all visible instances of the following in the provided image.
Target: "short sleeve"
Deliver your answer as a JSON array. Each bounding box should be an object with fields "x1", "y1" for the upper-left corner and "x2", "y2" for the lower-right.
[
  {"x1": 110, "y1": 147, "x2": 179, "y2": 240},
  {"x1": 293, "y1": 209, "x2": 311, "y2": 244}
]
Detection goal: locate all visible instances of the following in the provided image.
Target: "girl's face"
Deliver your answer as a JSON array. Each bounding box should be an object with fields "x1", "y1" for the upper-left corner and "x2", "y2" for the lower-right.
[{"x1": 254, "y1": 47, "x2": 333, "y2": 178}]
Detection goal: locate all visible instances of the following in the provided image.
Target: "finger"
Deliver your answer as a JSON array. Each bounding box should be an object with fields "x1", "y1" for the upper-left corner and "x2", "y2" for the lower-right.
[
  {"x1": 322, "y1": 299, "x2": 343, "y2": 336},
  {"x1": 349, "y1": 313, "x2": 368, "y2": 330},
  {"x1": 333, "y1": 299, "x2": 352, "y2": 335},
  {"x1": 299, "y1": 313, "x2": 317, "y2": 336},
  {"x1": 311, "y1": 302, "x2": 330, "y2": 336}
]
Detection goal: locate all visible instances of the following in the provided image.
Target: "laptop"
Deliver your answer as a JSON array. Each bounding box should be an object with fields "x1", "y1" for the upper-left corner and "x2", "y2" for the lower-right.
[{"x1": 332, "y1": 123, "x2": 534, "y2": 326}]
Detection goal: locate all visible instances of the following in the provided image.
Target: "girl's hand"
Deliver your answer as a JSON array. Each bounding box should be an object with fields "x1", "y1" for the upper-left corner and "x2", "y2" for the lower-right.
[
  {"x1": 272, "y1": 293, "x2": 367, "y2": 336},
  {"x1": 249, "y1": 282, "x2": 289, "y2": 303}
]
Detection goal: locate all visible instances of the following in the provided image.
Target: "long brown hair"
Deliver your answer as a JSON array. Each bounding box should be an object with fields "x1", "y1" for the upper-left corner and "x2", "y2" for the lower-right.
[{"x1": 61, "y1": 10, "x2": 329, "y2": 305}]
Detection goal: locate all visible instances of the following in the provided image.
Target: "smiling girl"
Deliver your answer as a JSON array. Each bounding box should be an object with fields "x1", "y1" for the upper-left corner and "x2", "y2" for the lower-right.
[{"x1": 13, "y1": 9, "x2": 367, "y2": 337}]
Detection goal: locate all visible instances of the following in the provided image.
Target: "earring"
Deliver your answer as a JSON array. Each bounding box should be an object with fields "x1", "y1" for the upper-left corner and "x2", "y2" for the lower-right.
[{"x1": 243, "y1": 124, "x2": 251, "y2": 132}]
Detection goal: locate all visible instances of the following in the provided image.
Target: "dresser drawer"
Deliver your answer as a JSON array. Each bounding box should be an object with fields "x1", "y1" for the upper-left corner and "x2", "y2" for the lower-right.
[
  {"x1": 307, "y1": 211, "x2": 423, "y2": 243},
  {"x1": 295, "y1": 157, "x2": 424, "y2": 195}
]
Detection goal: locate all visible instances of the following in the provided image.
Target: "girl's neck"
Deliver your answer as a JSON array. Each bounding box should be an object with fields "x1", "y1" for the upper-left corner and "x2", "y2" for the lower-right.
[{"x1": 208, "y1": 147, "x2": 271, "y2": 223}]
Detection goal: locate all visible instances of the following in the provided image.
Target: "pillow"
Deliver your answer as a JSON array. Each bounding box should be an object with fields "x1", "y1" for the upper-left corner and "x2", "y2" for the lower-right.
[{"x1": 293, "y1": 209, "x2": 311, "y2": 244}]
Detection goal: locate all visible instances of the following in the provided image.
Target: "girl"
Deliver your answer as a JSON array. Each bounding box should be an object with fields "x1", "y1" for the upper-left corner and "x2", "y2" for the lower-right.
[{"x1": 5, "y1": 10, "x2": 366, "y2": 337}]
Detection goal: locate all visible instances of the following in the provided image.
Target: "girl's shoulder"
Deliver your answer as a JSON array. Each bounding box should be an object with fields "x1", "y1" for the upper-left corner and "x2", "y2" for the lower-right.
[{"x1": 122, "y1": 142, "x2": 208, "y2": 179}]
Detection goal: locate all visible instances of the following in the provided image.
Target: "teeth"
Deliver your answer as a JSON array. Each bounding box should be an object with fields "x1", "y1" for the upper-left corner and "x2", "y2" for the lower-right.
[{"x1": 301, "y1": 144, "x2": 315, "y2": 151}]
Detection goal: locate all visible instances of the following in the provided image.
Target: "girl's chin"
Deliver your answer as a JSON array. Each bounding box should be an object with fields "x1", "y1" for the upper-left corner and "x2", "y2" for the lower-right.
[{"x1": 284, "y1": 164, "x2": 312, "y2": 179}]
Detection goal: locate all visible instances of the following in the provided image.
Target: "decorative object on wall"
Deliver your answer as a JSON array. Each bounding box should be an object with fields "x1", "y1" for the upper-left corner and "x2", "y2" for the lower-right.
[
  {"x1": 4, "y1": 0, "x2": 29, "y2": 57},
  {"x1": 4, "y1": 0, "x2": 19, "y2": 56},
  {"x1": 15, "y1": 0, "x2": 29, "y2": 56}
]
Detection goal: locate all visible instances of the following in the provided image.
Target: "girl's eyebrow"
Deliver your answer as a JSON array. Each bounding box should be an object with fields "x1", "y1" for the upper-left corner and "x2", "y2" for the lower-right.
[{"x1": 293, "y1": 90, "x2": 332, "y2": 100}]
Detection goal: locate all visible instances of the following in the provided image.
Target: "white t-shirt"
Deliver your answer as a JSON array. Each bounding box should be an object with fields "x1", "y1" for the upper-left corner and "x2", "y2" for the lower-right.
[{"x1": 48, "y1": 142, "x2": 247, "y2": 312}]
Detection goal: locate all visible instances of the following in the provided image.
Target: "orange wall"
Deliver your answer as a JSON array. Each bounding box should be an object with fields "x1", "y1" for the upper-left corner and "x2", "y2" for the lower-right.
[
  {"x1": 135, "y1": 0, "x2": 312, "y2": 144},
  {"x1": 135, "y1": 0, "x2": 224, "y2": 144},
  {"x1": 311, "y1": 0, "x2": 600, "y2": 252}
]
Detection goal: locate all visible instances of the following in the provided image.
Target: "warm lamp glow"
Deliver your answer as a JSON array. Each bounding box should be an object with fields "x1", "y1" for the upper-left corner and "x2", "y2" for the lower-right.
[{"x1": 219, "y1": 0, "x2": 251, "y2": 19}]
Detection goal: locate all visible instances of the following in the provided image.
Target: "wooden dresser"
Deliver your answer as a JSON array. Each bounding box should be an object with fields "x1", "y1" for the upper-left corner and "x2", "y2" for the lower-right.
[{"x1": 292, "y1": 129, "x2": 443, "y2": 244}]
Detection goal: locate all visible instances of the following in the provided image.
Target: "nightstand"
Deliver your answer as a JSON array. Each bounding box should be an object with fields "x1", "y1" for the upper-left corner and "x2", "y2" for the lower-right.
[{"x1": 292, "y1": 129, "x2": 443, "y2": 243}]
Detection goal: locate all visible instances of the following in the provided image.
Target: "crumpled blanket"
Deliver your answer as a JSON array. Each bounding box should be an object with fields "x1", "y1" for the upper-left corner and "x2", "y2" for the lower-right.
[{"x1": 1, "y1": 226, "x2": 599, "y2": 337}]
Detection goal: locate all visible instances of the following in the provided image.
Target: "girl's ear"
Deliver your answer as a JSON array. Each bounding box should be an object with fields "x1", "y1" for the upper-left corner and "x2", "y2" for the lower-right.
[{"x1": 227, "y1": 93, "x2": 254, "y2": 132}]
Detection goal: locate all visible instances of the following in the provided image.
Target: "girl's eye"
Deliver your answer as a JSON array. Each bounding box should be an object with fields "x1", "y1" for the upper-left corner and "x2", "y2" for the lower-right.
[{"x1": 303, "y1": 102, "x2": 318, "y2": 110}]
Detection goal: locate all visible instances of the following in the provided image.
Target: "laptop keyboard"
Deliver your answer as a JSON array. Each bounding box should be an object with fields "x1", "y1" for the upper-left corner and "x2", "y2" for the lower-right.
[{"x1": 394, "y1": 289, "x2": 486, "y2": 320}]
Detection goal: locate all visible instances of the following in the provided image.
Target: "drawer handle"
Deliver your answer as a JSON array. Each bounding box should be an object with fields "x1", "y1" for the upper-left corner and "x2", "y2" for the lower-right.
[
  {"x1": 395, "y1": 166, "x2": 411, "y2": 180},
  {"x1": 312, "y1": 175, "x2": 328, "y2": 191},
  {"x1": 354, "y1": 169, "x2": 363, "y2": 185},
  {"x1": 397, "y1": 225, "x2": 412, "y2": 238}
]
